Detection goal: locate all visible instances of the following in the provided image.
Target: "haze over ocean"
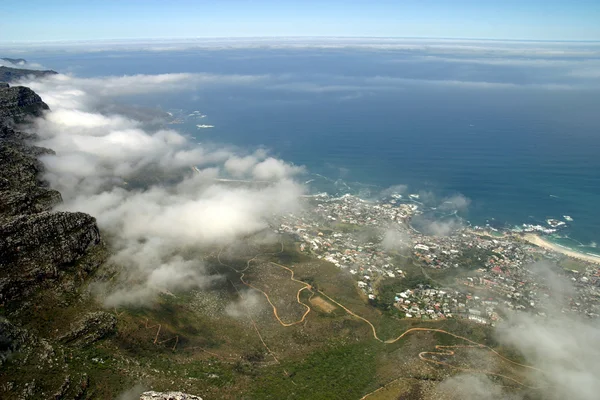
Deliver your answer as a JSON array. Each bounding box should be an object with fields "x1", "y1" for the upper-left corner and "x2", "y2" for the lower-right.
[{"x1": 9, "y1": 38, "x2": 600, "y2": 253}]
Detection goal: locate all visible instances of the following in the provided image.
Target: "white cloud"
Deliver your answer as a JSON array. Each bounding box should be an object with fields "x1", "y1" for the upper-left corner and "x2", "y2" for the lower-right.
[
  {"x1": 492, "y1": 264, "x2": 600, "y2": 400},
  {"x1": 225, "y1": 289, "x2": 264, "y2": 319},
  {"x1": 437, "y1": 264, "x2": 600, "y2": 400},
  {"x1": 23, "y1": 72, "x2": 268, "y2": 102},
  {"x1": 252, "y1": 157, "x2": 305, "y2": 180},
  {"x1": 380, "y1": 229, "x2": 411, "y2": 252},
  {"x1": 269, "y1": 75, "x2": 591, "y2": 93},
  {"x1": 414, "y1": 217, "x2": 464, "y2": 236},
  {"x1": 395, "y1": 55, "x2": 600, "y2": 68},
  {"x1": 496, "y1": 313, "x2": 600, "y2": 400},
  {"x1": 3, "y1": 38, "x2": 600, "y2": 59},
  {"x1": 23, "y1": 73, "x2": 305, "y2": 307},
  {"x1": 0, "y1": 58, "x2": 47, "y2": 70},
  {"x1": 224, "y1": 150, "x2": 267, "y2": 177},
  {"x1": 437, "y1": 374, "x2": 518, "y2": 400}
]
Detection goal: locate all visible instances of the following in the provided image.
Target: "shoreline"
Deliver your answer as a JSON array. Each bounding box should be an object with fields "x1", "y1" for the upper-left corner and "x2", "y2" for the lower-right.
[
  {"x1": 304, "y1": 184, "x2": 600, "y2": 264},
  {"x1": 523, "y1": 233, "x2": 600, "y2": 265}
]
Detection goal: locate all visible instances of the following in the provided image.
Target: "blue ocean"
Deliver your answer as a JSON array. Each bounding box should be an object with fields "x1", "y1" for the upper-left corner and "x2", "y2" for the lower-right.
[{"x1": 16, "y1": 40, "x2": 600, "y2": 254}]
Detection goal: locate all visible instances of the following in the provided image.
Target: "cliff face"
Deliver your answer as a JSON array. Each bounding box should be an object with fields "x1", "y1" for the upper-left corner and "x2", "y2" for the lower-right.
[
  {"x1": 0, "y1": 83, "x2": 104, "y2": 303},
  {"x1": 0, "y1": 86, "x2": 49, "y2": 122},
  {"x1": 0, "y1": 74, "x2": 203, "y2": 400},
  {"x1": 0, "y1": 79, "x2": 114, "y2": 399}
]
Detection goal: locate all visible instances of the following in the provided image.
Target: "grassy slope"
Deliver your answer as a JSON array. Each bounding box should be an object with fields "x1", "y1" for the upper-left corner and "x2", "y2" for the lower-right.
[{"x1": 1, "y1": 238, "x2": 536, "y2": 399}]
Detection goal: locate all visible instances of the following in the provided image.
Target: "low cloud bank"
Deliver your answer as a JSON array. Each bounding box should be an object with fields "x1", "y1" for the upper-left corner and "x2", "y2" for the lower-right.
[
  {"x1": 0, "y1": 57, "x2": 47, "y2": 70},
  {"x1": 496, "y1": 312, "x2": 600, "y2": 400},
  {"x1": 24, "y1": 73, "x2": 305, "y2": 306}
]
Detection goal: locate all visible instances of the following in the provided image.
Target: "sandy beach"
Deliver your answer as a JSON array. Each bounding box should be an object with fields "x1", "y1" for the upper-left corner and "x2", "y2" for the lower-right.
[{"x1": 524, "y1": 234, "x2": 600, "y2": 265}]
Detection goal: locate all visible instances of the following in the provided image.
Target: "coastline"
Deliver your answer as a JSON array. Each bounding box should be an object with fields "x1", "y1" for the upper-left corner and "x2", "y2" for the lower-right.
[
  {"x1": 523, "y1": 233, "x2": 600, "y2": 265},
  {"x1": 304, "y1": 175, "x2": 600, "y2": 265}
]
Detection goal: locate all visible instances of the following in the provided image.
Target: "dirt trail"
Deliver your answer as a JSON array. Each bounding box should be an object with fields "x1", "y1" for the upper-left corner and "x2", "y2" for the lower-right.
[{"x1": 219, "y1": 243, "x2": 543, "y2": 396}]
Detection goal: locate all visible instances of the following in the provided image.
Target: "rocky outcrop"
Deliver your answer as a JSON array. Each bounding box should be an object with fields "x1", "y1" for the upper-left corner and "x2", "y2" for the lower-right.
[
  {"x1": 0, "y1": 212, "x2": 101, "y2": 268},
  {"x1": 140, "y1": 392, "x2": 203, "y2": 400},
  {"x1": 0, "y1": 84, "x2": 49, "y2": 122},
  {"x1": 0, "y1": 65, "x2": 57, "y2": 84},
  {"x1": 0, "y1": 82, "x2": 105, "y2": 303},
  {"x1": 0, "y1": 126, "x2": 62, "y2": 218},
  {"x1": 0, "y1": 71, "x2": 114, "y2": 400},
  {"x1": 0, "y1": 211, "x2": 102, "y2": 302},
  {"x1": 58, "y1": 312, "x2": 117, "y2": 347}
]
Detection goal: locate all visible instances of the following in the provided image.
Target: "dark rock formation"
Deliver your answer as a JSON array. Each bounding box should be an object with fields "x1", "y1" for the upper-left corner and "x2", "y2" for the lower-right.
[
  {"x1": 1, "y1": 211, "x2": 100, "y2": 266},
  {"x1": 0, "y1": 65, "x2": 57, "y2": 83},
  {"x1": 58, "y1": 312, "x2": 117, "y2": 347},
  {"x1": 0, "y1": 84, "x2": 49, "y2": 122},
  {"x1": 0, "y1": 70, "x2": 118, "y2": 400},
  {"x1": 0, "y1": 126, "x2": 62, "y2": 218},
  {"x1": 0, "y1": 82, "x2": 105, "y2": 304}
]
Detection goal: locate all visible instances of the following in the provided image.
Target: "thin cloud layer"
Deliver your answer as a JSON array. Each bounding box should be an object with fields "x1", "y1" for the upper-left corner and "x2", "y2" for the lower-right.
[
  {"x1": 4, "y1": 38, "x2": 600, "y2": 58},
  {"x1": 496, "y1": 312, "x2": 600, "y2": 400},
  {"x1": 25, "y1": 72, "x2": 268, "y2": 101},
  {"x1": 380, "y1": 229, "x2": 411, "y2": 252},
  {"x1": 0, "y1": 58, "x2": 46, "y2": 70},
  {"x1": 440, "y1": 194, "x2": 471, "y2": 212},
  {"x1": 7, "y1": 38, "x2": 600, "y2": 95},
  {"x1": 23, "y1": 73, "x2": 305, "y2": 306},
  {"x1": 437, "y1": 263, "x2": 600, "y2": 400}
]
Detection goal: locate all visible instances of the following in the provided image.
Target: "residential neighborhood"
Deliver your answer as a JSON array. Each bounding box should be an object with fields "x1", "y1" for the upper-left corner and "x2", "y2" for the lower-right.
[{"x1": 274, "y1": 193, "x2": 600, "y2": 323}]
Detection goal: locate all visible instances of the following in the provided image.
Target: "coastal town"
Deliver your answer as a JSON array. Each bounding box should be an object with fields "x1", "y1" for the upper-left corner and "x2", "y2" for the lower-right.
[{"x1": 275, "y1": 193, "x2": 600, "y2": 325}]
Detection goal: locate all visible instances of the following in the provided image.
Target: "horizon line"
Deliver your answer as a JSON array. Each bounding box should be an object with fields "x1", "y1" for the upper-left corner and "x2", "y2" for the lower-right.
[{"x1": 2, "y1": 35, "x2": 600, "y2": 45}]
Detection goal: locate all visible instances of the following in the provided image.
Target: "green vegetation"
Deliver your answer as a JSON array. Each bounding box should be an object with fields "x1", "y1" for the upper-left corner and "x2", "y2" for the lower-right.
[
  {"x1": 373, "y1": 275, "x2": 433, "y2": 311},
  {"x1": 558, "y1": 258, "x2": 588, "y2": 272},
  {"x1": 252, "y1": 341, "x2": 379, "y2": 399},
  {"x1": 333, "y1": 222, "x2": 363, "y2": 233},
  {"x1": 455, "y1": 247, "x2": 496, "y2": 270},
  {"x1": 1, "y1": 238, "x2": 535, "y2": 399}
]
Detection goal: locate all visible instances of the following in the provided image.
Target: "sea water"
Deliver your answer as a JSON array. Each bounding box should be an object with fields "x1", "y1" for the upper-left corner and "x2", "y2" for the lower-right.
[{"x1": 22, "y1": 45, "x2": 600, "y2": 255}]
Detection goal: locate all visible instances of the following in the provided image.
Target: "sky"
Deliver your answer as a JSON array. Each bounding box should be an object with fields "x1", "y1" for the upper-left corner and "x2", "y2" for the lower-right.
[{"x1": 1, "y1": 0, "x2": 600, "y2": 42}]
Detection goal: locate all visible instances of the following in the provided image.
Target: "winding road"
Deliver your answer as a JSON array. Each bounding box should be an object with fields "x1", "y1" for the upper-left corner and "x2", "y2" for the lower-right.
[
  {"x1": 218, "y1": 242, "x2": 544, "y2": 397},
  {"x1": 135, "y1": 241, "x2": 543, "y2": 398}
]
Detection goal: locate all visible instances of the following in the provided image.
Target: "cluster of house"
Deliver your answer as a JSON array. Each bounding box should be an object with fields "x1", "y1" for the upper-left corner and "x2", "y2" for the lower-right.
[
  {"x1": 393, "y1": 286, "x2": 500, "y2": 324},
  {"x1": 277, "y1": 193, "x2": 415, "y2": 268},
  {"x1": 274, "y1": 193, "x2": 600, "y2": 321},
  {"x1": 459, "y1": 243, "x2": 600, "y2": 318},
  {"x1": 409, "y1": 230, "x2": 530, "y2": 270}
]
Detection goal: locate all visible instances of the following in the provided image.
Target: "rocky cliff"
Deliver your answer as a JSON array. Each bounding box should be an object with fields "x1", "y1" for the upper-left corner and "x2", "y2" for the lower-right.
[
  {"x1": 0, "y1": 85, "x2": 49, "y2": 121},
  {"x1": 0, "y1": 79, "x2": 112, "y2": 399},
  {"x1": 0, "y1": 71, "x2": 205, "y2": 400},
  {"x1": 0, "y1": 83, "x2": 105, "y2": 305}
]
